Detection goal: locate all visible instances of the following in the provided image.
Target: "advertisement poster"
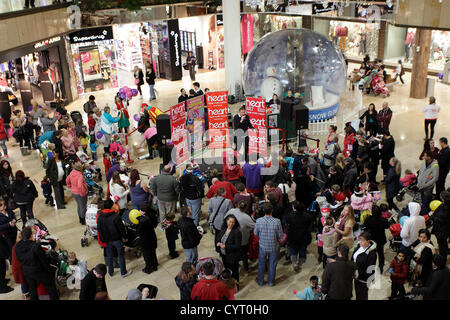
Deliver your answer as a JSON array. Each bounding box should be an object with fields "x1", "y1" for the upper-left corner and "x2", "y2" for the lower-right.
[
  {"x1": 80, "y1": 49, "x2": 102, "y2": 82},
  {"x1": 170, "y1": 102, "x2": 189, "y2": 164},
  {"x1": 186, "y1": 95, "x2": 205, "y2": 153},
  {"x1": 206, "y1": 91, "x2": 229, "y2": 149},
  {"x1": 241, "y1": 14, "x2": 254, "y2": 56},
  {"x1": 246, "y1": 97, "x2": 267, "y2": 157}
]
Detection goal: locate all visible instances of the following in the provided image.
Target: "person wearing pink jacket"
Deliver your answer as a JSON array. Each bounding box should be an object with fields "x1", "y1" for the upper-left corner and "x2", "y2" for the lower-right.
[
  {"x1": 66, "y1": 162, "x2": 88, "y2": 225},
  {"x1": 350, "y1": 188, "x2": 373, "y2": 212}
]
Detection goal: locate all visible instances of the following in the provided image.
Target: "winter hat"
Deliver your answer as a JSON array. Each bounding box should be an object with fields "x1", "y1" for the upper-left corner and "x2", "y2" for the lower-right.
[
  {"x1": 320, "y1": 207, "x2": 330, "y2": 217},
  {"x1": 127, "y1": 288, "x2": 142, "y2": 300}
]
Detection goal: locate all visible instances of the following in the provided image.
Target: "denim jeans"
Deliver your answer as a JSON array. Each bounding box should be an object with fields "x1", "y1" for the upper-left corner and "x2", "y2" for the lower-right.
[
  {"x1": 0, "y1": 139, "x2": 7, "y2": 156},
  {"x1": 149, "y1": 84, "x2": 156, "y2": 99},
  {"x1": 288, "y1": 244, "x2": 307, "y2": 264},
  {"x1": 184, "y1": 247, "x2": 198, "y2": 264},
  {"x1": 257, "y1": 248, "x2": 279, "y2": 286},
  {"x1": 73, "y1": 193, "x2": 87, "y2": 220},
  {"x1": 186, "y1": 198, "x2": 202, "y2": 226},
  {"x1": 106, "y1": 240, "x2": 127, "y2": 276}
]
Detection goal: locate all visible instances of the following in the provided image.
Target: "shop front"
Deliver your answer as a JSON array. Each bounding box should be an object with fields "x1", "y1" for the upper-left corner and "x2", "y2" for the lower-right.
[
  {"x1": 67, "y1": 26, "x2": 118, "y2": 95},
  {"x1": 313, "y1": 19, "x2": 379, "y2": 60},
  {"x1": 0, "y1": 35, "x2": 71, "y2": 114}
]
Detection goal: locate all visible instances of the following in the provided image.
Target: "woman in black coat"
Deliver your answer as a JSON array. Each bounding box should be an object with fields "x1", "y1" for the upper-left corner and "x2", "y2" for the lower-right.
[
  {"x1": 380, "y1": 129, "x2": 395, "y2": 178},
  {"x1": 45, "y1": 150, "x2": 66, "y2": 209},
  {"x1": 0, "y1": 160, "x2": 14, "y2": 204},
  {"x1": 285, "y1": 201, "x2": 312, "y2": 271},
  {"x1": 352, "y1": 231, "x2": 378, "y2": 300},
  {"x1": 431, "y1": 191, "x2": 450, "y2": 262},
  {"x1": 295, "y1": 165, "x2": 314, "y2": 209},
  {"x1": 133, "y1": 66, "x2": 144, "y2": 97},
  {"x1": 363, "y1": 205, "x2": 389, "y2": 273},
  {"x1": 216, "y1": 214, "x2": 242, "y2": 282},
  {"x1": 385, "y1": 157, "x2": 401, "y2": 211},
  {"x1": 0, "y1": 199, "x2": 17, "y2": 293},
  {"x1": 411, "y1": 254, "x2": 450, "y2": 300},
  {"x1": 145, "y1": 61, "x2": 156, "y2": 100},
  {"x1": 10, "y1": 170, "x2": 38, "y2": 227},
  {"x1": 359, "y1": 103, "x2": 378, "y2": 137},
  {"x1": 136, "y1": 203, "x2": 158, "y2": 274},
  {"x1": 174, "y1": 262, "x2": 197, "y2": 300},
  {"x1": 412, "y1": 229, "x2": 435, "y2": 286}
]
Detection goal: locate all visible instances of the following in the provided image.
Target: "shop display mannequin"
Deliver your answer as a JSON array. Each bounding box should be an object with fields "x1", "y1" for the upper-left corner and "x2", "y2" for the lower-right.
[
  {"x1": 404, "y1": 30, "x2": 415, "y2": 62},
  {"x1": 48, "y1": 61, "x2": 63, "y2": 100}
]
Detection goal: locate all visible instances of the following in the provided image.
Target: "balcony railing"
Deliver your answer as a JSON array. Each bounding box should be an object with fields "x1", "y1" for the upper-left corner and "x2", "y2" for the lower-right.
[{"x1": 0, "y1": 0, "x2": 73, "y2": 17}]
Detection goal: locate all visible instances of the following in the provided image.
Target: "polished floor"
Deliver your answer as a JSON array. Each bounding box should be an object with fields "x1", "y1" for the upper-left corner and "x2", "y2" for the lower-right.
[{"x1": 2, "y1": 65, "x2": 449, "y2": 300}]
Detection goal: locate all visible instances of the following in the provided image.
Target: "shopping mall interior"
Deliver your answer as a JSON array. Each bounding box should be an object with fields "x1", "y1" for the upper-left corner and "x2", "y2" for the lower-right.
[{"x1": 0, "y1": 0, "x2": 449, "y2": 302}]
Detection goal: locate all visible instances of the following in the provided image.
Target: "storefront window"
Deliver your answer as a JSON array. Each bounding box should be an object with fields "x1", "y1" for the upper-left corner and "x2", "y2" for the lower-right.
[
  {"x1": 328, "y1": 21, "x2": 379, "y2": 59},
  {"x1": 252, "y1": 14, "x2": 303, "y2": 43}
]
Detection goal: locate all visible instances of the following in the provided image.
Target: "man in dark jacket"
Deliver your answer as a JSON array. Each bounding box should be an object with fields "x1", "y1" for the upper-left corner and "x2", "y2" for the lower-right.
[
  {"x1": 97, "y1": 200, "x2": 132, "y2": 278},
  {"x1": 79, "y1": 264, "x2": 107, "y2": 300},
  {"x1": 180, "y1": 164, "x2": 204, "y2": 226},
  {"x1": 321, "y1": 244, "x2": 357, "y2": 300},
  {"x1": 233, "y1": 106, "x2": 254, "y2": 162},
  {"x1": 376, "y1": 102, "x2": 393, "y2": 131},
  {"x1": 411, "y1": 254, "x2": 450, "y2": 300},
  {"x1": 285, "y1": 201, "x2": 311, "y2": 271},
  {"x1": 363, "y1": 205, "x2": 389, "y2": 273},
  {"x1": 15, "y1": 227, "x2": 59, "y2": 300},
  {"x1": 380, "y1": 129, "x2": 395, "y2": 178},
  {"x1": 352, "y1": 232, "x2": 378, "y2": 300},
  {"x1": 178, "y1": 206, "x2": 202, "y2": 264},
  {"x1": 343, "y1": 157, "x2": 358, "y2": 197},
  {"x1": 431, "y1": 191, "x2": 450, "y2": 262},
  {"x1": 152, "y1": 165, "x2": 180, "y2": 223},
  {"x1": 137, "y1": 203, "x2": 158, "y2": 274},
  {"x1": 436, "y1": 137, "x2": 450, "y2": 196}
]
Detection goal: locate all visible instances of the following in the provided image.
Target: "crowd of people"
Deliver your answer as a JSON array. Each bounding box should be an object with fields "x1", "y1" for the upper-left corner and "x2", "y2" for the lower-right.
[{"x1": 0, "y1": 75, "x2": 449, "y2": 301}]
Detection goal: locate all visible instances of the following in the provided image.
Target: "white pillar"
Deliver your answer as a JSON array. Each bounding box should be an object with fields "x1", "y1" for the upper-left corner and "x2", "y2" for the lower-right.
[{"x1": 223, "y1": 0, "x2": 242, "y2": 97}]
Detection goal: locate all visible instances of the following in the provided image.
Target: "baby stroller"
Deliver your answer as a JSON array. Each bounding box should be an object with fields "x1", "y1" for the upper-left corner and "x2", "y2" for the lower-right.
[
  {"x1": 25, "y1": 218, "x2": 58, "y2": 251},
  {"x1": 122, "y1": 215, "x2": 142, "y2": 258},
  {"x1": 83, "y1": 169, "x2": 104, "y2": 199},
  {"x1": 195, "y1": 257, "x2": 224, "y2": 279},
  {"x1": 396, "y1": 179, "x2": 420, "y2": 202},
  {"x1": 81, "y1": 204, "x2": 98, "y2": 247}
]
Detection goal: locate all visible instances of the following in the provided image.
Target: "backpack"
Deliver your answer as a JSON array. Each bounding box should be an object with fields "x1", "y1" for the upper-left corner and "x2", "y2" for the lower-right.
[{"x1": 83, "y1": 102, "x2": 91, "y2": 114}]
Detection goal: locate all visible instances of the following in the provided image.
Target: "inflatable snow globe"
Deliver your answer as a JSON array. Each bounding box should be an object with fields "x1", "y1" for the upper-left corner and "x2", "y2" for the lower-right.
[{"x1": 243, "y1": 28, "x2": 347, "y2": 121}]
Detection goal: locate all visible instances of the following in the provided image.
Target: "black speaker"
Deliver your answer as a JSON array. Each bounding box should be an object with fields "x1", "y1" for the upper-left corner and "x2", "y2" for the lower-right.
[
  {"x1": 294, "y1": 105, "x2": 309, "y2": 130},
  {"x1": 156, "y1": 114, "x2": 171, "y2": 139},
  {"x1": 280, "y1": 100, "x2": 293, "y2": 120}
]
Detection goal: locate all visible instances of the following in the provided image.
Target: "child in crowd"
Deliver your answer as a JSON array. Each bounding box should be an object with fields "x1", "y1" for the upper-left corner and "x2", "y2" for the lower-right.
[
  {"x1": 87, "y1": 111, "x2": 96, "y2": 139},
  {"x1": 379, "y1": 203, "x2": 392, "y2": 220},
  {"x1": 316, "y1": 207, "x2": 330, "y2": 264},
  {"x1": 40, "y1": 176, "x2": 54, "y2": 207},
  {"x1": 67, "y1": 252, "x2": 88, "y2": 283},
  {"x1": 109, "y1": 134, "x2": 125, "y2": 156},
  {"x1": 103, "y1": 153, "x2": 112, "y2": 177},
  {"x1": 90, "y1": 138, "x2": 99, "y2": 162},
  {"x1": 285, "y1": 149, "x2": 294, "y2": 172},
  {"x1": 161, "y1": 212, "x2": 179, "y2": 259},
  {"x1": 331, "y1": 184, "x2": 346, "y2": 204},
  {"x1": 321, "y1": 216, "x2": 338, "y2": 268},
  {"x1": 388, "y1": 250, "x2": 409, "y2": 299},
  {"x1": 293, "y1": 276, "x2": 322, "y2": 300},
  {"x1": 400, "y1": 169, "x2": 416, "y2": 187},
  {"x1": 77, "y1": 126, "x2": 89, "y2": 154},
  {"x1": 350, "y1": 185, "x2": 373, "y2": 222},
  {"x1": 220, "y1": 269, "x2": 238, "y2": 300}
]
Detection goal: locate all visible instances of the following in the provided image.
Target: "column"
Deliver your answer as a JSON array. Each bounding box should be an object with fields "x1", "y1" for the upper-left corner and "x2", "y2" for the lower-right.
[
  {"x1": 223, "y1": 0, "x2": 242, "y2": 98},
  {"x1": 409, "y1": 28, "x2": 432, "y2": 99},
  {"x1": 377, "y1": 21, "x2": 387, "y2": 61}
]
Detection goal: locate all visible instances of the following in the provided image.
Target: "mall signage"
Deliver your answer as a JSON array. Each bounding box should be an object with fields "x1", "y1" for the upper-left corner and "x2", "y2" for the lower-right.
[
  {"x1": 207, "y1": 91, "x2": 230, "y2": 149},
  {"x1": 34, "y1": 36, "x2": 61, "y2": 49},
  {"x1": 246, "y1": 97, "x2": 267, "y2": 157},
  {"x1": 68, "y1": 26, "x2": 114, "y2": 44},
  {"x1": 308, "y1": 102, "x2": 340, "y2": 122},
  {"x1": 170, "y1": 102, "x2": 189, "y2": 164},
  {"x1": 167, "y1": 19, "x2": 183, "y2": 81},
  {"x1": 186, "y1": 95, "x2": 205, "y2": 153}
]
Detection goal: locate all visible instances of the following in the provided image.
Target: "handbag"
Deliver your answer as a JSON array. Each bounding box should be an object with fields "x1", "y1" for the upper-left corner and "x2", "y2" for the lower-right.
[
  {"x1": 134, "y1": 78, "x2": 140, "y2": 85},
  {"x1": 8, "y1": 198, "x2": 18, "y2": 211},
  {"x1": 183, "y1": 63, "x2": 189, "y2": 71}
]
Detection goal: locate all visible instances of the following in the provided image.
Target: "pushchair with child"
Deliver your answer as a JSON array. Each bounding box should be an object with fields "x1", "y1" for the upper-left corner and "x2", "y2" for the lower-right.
[
  {"x1": 396, "y1": 178, "x2": 420, "y2": 202},
  {"x1": 81, "y1": 204, "x2": 98, "y2": 247},
  {"x1": 195, "y1": 257, "x2": 224, "y2": 279},
  {"x1": 121, "y1": 214, "x2": 142, "y2": 258}
]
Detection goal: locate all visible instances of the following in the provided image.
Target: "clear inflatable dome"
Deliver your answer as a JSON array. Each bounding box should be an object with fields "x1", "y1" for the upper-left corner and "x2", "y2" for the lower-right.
[{"x1": 243, "y1": 28, "x2": 347, "y2": 112}]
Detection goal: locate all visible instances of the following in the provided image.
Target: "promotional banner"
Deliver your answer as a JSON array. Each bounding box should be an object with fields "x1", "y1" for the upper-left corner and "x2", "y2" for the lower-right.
[
  {"x1": 170, "y1": 102, "x2": 189, "y2": 164},
  {"x1": 246, "y1": 97, "x2": 267, "y2": 157},
  {"x1": 206, "y1": 91, "x2": 229, "y2": 149},
  {"x1": 186, "y1": 95, "x2": 205, "y2": 153},
  {"x1": 241, "y1": 14, "x2": 254, "y2": 56}
]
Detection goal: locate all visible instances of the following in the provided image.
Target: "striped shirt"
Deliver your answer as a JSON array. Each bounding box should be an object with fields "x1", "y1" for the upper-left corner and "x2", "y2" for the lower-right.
[{"x1": 254, "y1": 215, "x2": 283, "y2": 253}]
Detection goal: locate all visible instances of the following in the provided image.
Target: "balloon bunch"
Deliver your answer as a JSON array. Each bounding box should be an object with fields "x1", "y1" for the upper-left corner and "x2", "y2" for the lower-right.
[
  {"x1": 118, "y1": 86, "x2": 139, "y2": 101},
  {"x1": 133, "y1": 103, "x2": 151, "y2": 122}
]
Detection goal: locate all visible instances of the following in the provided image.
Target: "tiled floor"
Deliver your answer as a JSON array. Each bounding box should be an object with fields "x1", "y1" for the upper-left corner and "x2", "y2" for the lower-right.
[{"x1": 2, "y1": 65, "x2": 449, "y2": 300}]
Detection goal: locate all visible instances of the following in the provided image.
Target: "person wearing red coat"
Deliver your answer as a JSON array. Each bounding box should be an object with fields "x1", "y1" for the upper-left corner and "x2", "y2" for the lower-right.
[
  {"x1": 206, "y1": 178, "x2": 237, "y2": 201},
  {"x1": 388, "y1": 251, "x2": 409, "y2": 299},
  {"x1": 11, "y1": 242, "x2": 28, "y2": 298},
  {"x1": 222, "y1": 163, "x2": 244, "y2": 185},
  {"x1": 0, "y1": 117, "x2": 8, "y2": 158},
  {"x1": 343, "y1": 127, "x2": 355, "y2": 158}
]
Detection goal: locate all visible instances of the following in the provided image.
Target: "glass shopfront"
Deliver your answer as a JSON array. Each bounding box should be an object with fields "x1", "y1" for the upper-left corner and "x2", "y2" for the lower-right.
[{"x1": 316, "y1": 20, "x2": 379, "y2": 59}]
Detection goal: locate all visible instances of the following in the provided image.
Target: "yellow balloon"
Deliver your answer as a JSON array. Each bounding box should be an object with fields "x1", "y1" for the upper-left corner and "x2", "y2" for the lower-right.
[
  {"x1": 129, "y1": 209, "x2": 141, "y2": 224},
  {"x1": 430, "y1": 200, "x2": 442, "y2": 212}
]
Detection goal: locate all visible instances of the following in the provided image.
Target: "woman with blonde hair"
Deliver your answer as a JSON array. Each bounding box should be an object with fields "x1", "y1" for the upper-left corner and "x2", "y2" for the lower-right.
[
  {"x1": 335, "y1": 153, "x2": 345, "y2": 172},
  {"x1": 385, "y1": 157, "x2": 401, "y2": 211},
  {"x1": 334, "y1": 205, "x2": 356, "y2": 249}
]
